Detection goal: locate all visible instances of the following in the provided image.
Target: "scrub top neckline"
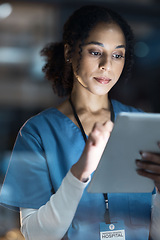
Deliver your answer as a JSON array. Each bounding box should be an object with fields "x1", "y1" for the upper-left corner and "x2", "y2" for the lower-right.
[
  {"x1": 53, "y1": 99, "x2": 114, "y2": 138},
  {"x1": 53, "y1": 107, "x2": 88, "y2": 136}
]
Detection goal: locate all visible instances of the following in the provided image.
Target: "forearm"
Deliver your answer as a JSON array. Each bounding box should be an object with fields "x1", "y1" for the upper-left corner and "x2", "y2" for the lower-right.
[
  {"x1": 150, "y1": 192, "x2": 160, "y2": 240},
  {"x1": 20, "y1": 170, "x2": 90, "y2": 240}
]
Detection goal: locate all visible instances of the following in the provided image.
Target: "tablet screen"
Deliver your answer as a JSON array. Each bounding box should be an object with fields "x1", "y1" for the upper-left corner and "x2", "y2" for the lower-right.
[{"x1": 88, "y1": 112, "x2": 160, "y2": 193}]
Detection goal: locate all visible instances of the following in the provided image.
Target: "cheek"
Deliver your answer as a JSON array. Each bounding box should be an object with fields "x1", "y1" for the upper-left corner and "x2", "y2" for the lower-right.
[
  {"x1": 115, "y1": 62, "x2": 125, "y2": 77},
  {"x1": 76, "y1": 59, "x2": 94, "y2": 78}
]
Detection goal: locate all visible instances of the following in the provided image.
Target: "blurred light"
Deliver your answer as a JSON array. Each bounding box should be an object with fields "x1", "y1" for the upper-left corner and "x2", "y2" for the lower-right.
[
  {"x1": 134, "y1": 41, "x2": 150, "y2": 58},
  {"x1": 31, "y1": 47, "x2": 44, "y2": 79},
  {"x1": 0, "y1": 47, "x2": 29, "y2": 64},
  {"x1": 0, "y1": 3, "x2": 12, "y2": 19}
]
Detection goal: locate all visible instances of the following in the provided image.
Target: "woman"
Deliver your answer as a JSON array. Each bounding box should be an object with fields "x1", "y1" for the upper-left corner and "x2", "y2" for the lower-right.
[{"x1": 0, "y1": 5, "x2": 160, "y2": 240}]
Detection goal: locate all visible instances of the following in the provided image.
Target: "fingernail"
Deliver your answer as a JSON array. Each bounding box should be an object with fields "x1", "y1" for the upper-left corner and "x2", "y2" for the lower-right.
[{"x1": 141, "y1": 152, "x2": 148, "y2": 159}]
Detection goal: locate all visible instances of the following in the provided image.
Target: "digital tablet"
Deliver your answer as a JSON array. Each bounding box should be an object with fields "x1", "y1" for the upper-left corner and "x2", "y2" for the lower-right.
[{"x1": 87, "y1": 112, "x2": 160, "y2": 193}]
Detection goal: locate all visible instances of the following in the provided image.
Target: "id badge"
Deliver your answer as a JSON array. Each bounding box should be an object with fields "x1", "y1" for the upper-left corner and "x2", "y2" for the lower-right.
[{"x1": 100, "y1": 221, "x2": 125, "y2": 240}]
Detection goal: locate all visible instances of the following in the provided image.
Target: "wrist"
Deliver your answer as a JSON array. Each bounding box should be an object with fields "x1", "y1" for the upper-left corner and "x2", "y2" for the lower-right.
[{"x1": 71, "y1": 164, "x2": 90, "y2": 183}]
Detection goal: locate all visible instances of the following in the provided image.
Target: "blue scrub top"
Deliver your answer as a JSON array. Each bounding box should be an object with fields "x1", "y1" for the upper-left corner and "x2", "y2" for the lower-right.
[{"x1": 0, "y1": 100, "x2": 152, "y2": 240}]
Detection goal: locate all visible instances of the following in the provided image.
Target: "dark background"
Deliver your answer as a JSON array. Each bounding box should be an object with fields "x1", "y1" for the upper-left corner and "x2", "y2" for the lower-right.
[{"x1": 0, "y1": 0, "x2": 159, "y2": 238}]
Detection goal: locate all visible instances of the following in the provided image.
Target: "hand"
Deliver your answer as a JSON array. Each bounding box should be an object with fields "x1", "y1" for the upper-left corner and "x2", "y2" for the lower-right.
[
  {"x1": 71, "y1": 121, "x2": 113, "y2": 182},
  {"x1": 136, "y1": 142, "x2": 160, "y2": 192}
]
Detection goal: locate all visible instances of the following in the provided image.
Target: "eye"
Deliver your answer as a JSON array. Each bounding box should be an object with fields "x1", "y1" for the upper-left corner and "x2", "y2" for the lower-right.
[
  {"x1": 89, "y1": 50, "x2": 102, "y2": 56},
  {"x1": 112, "y1": 53, "x2": 124, "y2": 59}
]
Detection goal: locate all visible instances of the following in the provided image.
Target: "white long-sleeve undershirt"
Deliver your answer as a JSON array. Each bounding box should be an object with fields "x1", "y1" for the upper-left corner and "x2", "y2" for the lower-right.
[
  {"x1": 20, "y1": 170, "x2": 90, "y2": 240},
  {"x1": 20, "y1": 170, "x2": 160, "y2": 240}
]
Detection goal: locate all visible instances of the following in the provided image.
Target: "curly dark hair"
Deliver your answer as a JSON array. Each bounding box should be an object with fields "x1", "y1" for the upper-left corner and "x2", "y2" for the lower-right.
[{"x1": 41, "y1": 5, "x2": 134, "y2": 97}]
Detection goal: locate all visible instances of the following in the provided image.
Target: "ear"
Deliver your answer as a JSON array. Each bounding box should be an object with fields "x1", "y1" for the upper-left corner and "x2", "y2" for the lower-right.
[{"x1": 64, "y1": 44, "x2": 72, "y2": 63}]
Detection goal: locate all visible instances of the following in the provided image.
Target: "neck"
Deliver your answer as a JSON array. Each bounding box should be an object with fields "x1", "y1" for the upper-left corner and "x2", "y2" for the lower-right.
[{"x1": 70, "y1": 88, "x2": 110, "y2": 113}]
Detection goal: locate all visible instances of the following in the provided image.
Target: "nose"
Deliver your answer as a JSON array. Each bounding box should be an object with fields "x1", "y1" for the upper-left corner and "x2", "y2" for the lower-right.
[{"x1": 99, "y1": 57, "x2": 111, "y2": 71}]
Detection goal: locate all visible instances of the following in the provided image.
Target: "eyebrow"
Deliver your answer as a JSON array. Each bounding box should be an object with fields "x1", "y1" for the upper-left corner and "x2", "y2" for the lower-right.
[
  {"x1": 115, "y1": 44, "x2": 126, "y2": 49},
  {"x1": 85, "y1": 41, "x2": 126, "y2": 49},
  {"x1": 86, "y1": 41, "x2": 104, "y2": 47}
]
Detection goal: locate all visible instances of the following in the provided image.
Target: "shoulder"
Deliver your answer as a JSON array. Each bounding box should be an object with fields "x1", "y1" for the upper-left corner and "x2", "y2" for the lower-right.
[
  {"x1": 111, "y1": 99, "x2": 143, "y2": 118},
  {"x1": 20, "y1": 108, "x2": 63, "y2": 136}
]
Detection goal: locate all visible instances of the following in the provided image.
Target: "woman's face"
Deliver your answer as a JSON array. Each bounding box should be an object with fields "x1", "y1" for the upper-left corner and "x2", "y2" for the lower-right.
[{"x1": 71, "y1": 22, "x2": 126, "y2": 96}]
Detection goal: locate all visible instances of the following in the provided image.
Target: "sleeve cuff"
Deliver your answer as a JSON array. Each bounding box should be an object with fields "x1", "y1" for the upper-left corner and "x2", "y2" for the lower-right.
[{"x1": 66, "y1": 170, "x2": 91, "y2": 190}]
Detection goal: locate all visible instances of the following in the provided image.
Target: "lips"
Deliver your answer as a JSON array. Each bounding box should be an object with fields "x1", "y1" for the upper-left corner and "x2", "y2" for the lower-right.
[{"x1": 94, "y1": 77, "x2": 111, "y2": 84}]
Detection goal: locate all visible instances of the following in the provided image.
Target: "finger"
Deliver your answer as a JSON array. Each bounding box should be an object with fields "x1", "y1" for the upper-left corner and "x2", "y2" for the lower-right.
[
  {"x1": 89, "y1": 123, "x2": 104, "y2": 145},
  {"x1": 103, "y1": 120, "x2": 114, "y2": 132},
  {"x1": 136, "y1": 169, "x2": 160, "y2": 182},
  {"x1": 92, "y1": 121, "x2": 113, "y2": 134},
  {"x1": 91, "y1": 122, "x2": 104, "y2": 135},
  {"x1": 87, "y1": 123, "x2": 104, "y2": 146},
  {"x1": 91, "y1": 121, "x2": 113, "y2": 139},
  {"x1": 136, "y1": 159, "x2": 160, "y2": 174},
  {"x1": 140, "y1": 152, "x2": 160, "y2": 165},
  {"x1": 88, "y1": 121, "x2": 113, "y2": 147},
  {"x1": 102, "y1": 121, "x2": 113, "y2": 140}
]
